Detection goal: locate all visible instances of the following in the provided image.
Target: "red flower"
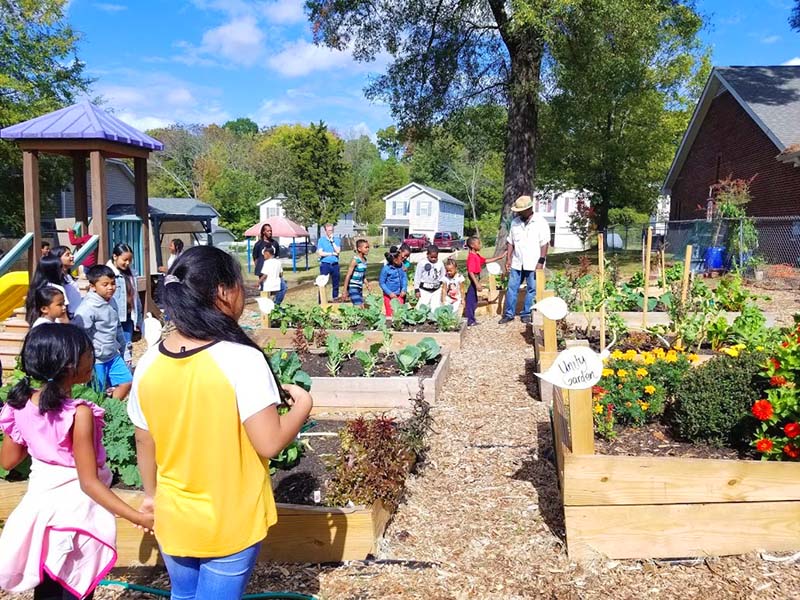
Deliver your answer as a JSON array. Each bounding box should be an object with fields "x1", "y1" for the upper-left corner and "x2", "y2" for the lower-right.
[
  {"x1": 592, "y1": 385, "x2": 607, "y2": 396},
  {"x1": 784, "y1": 443, "x2": 800, "y2": 459},
  {"x1": 770, "y1": 358, "x2": 781, "y2": 370},
  {"x1": 752, "y1": 399, "x2": 774, "y2": 421},
  {"x1": 756, "y1": 438, "x2": 773, "y2": 453},
  {"x1": 771, "y1": 375, "x2": 788, "y2": 387},
  {"x1": 782, "y1": 341, "x2": 790, "y2": 348},
  {"x1": 785, "y1": 423, "x2": 800, "y2": 439}
]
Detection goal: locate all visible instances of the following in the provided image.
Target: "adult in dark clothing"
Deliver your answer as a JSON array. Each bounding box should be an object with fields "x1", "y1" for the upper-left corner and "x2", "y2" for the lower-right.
[{"x1": 252, "y1": 224, "x2": 286, "y2": 303}]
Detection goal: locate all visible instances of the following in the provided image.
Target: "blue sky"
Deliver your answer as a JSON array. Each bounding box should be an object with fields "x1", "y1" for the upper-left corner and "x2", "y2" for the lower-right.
[{"x1": 67, "y1": 0, "x2": 799, "y2": 139}]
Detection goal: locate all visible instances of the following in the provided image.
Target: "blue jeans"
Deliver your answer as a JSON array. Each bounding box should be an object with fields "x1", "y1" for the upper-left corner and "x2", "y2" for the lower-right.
[
  {"x1": 121, "y1": 319, "x2": 134, "y2": 345},
  {"x1": 320, "y1": 261, "x2": 340, "y2": 299},
  {"x1": 161, "y1": 542, "x2": 261, "y2": 600},
  {"x1": 274, "y1": 279, "x2": 288, "y2": 305},
  {"x1": 503, "y1": 268, "x2": 537, "y2": 319}
]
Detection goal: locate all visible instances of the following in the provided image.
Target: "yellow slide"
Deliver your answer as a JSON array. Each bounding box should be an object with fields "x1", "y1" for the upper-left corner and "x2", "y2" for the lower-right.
[{"x1": 0, "y1": 271, "x2": 29, "y2": 321}]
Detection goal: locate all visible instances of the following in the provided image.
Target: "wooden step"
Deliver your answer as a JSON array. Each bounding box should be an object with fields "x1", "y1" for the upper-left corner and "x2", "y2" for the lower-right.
[
  {"x1": 12, "y1": 307, "x2": 25, "y2": 318},
  {"x1": 0, "y1": 345, "x2": 21, "y2": 373},
  {"x1": 1, "y1": 319, "x2": 29, "y2": 334},
  {"x1": 0, "y1": 332, "x2": 25, "y2": 351}
]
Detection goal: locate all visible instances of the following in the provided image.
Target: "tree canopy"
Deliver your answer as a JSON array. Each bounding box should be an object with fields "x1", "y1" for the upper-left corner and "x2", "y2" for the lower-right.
[
  {"x1": 0, "y1": 0, "x2": 90, "y2": 233},
  {"x1": 791, "y1": 0, "x2": 800, "y2": 31}
]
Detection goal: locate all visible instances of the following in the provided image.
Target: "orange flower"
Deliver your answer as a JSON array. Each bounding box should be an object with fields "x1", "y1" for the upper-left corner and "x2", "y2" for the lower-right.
[
  {"x1": 784, "y1": 443, "x2": 800, "y2": 459},
  {"x1": 751, "y1": 399, "x2": 774, "y2": 421},
  {"x1": 756, "y1": 438, "x2": 773, "y2": 453},
  {"x1": 784, "y1": 422, "x2": 800, "y2": 439},
  {"x1": 771, "y1": 375, "x2": 788, "y2": 387}
]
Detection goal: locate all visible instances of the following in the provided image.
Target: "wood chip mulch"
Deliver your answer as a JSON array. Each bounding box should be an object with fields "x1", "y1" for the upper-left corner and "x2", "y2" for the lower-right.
[{"x1": 9, "y1": 317, "x2": 800, "y2": 599}]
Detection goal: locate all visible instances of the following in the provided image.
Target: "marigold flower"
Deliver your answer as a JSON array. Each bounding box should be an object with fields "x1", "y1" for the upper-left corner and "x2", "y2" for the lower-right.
[
  {"x1": 721, "y1": 347, "x2": 740, "y2": 358},
  {"x1": 770, "y1": 357, "x2": 781, "y2": 370},
  {"x1": 594, "y1": 403, "x2": 603, "y2": 414},
  {"x1": 602, "y1": 368, "x2": 615, "y2": 378},
  {"x1": 756, "y1": 346, "x2": 765, "y2": 351},
  {"x1": 782, "y1": 341, "x2": 790, "y2": 348},
  {"x1": 654, "y1": 347, "x2": 665, "y2": 357},
  {"x1": 624, "y1": 349, "x2": 637, "y2": 359},
  {"x1": 636, "y1": 368, "x2": 648, "y2": 378},
  {"x1": 644, "y1": 385, "x2": 656, "y2": 395},
  {"x1": 771, "y1": 375, "x2": 788, "y2": 387},
  {"x1": 687, "y1": 353, "x2": 700, "y2": 363},
  {"x1": 617, "y1": 369, "x2": 628, "y2": 378},
  {"x1": 592, "y1": 385, "x2": 607, "y2": 396},
  {"x1": 611, "y1": 349, "x2": 624, "y2": 360},
  {"x1": 756, "y1": 438, "x2": 773, "y2": 453},
  {"x1": 665, "y1": 353, "x2": 678, "y2": 363},
  {"x1": 643, "y1": 355, "x2": 656, "y2": 365},
  {"x1": 784, "y1": 443, "x2": 800, "y2": 459},
  {"x1": 751, "y1": 399, "x2": 774, "y2": 421},
  {"x1": 784, "y1": 422, "x2": 800, "y2": 439},
  {"x1": 640, "y1": 402, "x2": 650, "y2": 411}
]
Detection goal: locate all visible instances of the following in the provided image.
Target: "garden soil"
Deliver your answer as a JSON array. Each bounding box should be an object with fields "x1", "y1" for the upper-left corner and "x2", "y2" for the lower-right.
[{"x1": 9, "y1": 319, "x2": 800, "y2": 599}]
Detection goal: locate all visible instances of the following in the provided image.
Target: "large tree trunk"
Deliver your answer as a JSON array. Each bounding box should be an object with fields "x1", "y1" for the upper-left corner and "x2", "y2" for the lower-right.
[{"x1": 495, "y1": 37, "x2": 543, "y2": 257}]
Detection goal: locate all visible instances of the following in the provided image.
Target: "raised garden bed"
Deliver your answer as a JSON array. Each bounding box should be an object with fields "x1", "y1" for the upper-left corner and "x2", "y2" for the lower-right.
[
  {"x1": 551, "y1": 386, "x2": 800, "y2": 561},
  {"x1": 307, "y1": 351, "x2": 450, "y2": 412},
  {"x1": 256, "y1": 321, "x2": 467, "y2": 353}
]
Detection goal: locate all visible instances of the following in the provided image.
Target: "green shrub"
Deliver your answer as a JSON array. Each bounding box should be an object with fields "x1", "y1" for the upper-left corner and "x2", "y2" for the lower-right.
[{"x1": 671, "y1": 351, "x2": 767, "y2": 446}]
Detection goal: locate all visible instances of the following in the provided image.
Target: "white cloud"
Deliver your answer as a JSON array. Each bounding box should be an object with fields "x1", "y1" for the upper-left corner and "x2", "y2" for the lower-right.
[
  {"x1": 93, "y1": 71, "x2": 230, "y2": 129},
  {"x1": 761, "y1": 35, "x2": 781, "y2": 44},
  {"x1": 267, "y1": 40, "x2": 358, "y2": 77},
  {"x1": 94, "y1": 3, "x2": 127, "y2": 12},
  {"x1": 783, "y1": 57, "x2": 800, "y2": 66},
  {"x1": 342, "y1": 122, "x2": 375, "y2": 141},
  {"x1": 200, "y1": 17, "x2": 265, "y2": 66},
  {"x1": 262, "y1": 0, "x2": 305, "y2": 24},
  {"x1": 254, "y1": 99, "x2": 296, "y2": 124}
]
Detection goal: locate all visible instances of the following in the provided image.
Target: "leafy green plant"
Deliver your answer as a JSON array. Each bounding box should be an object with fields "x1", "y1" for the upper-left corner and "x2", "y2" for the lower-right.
[
  {"x1": 416, "y1": 337, "x2": 441, "y2": 362},
  {"x1": 433, "y1": 305, "x2": 461, "y2": 332},
  {"x1": 391, "y1": 300, "x2": 430, "y2": 329},
  {"x1": 337, "y1": 304, "x2": 364, "y2": 329},
  {"x1": 714, "y1": 272, "x2": 752, "y2": 311},
  {"x1": 396, "y1": 345, "x2": 423, "y2": 376},
  {"x1": 267, "y1": 350, "x2": 312, "y2": 391},
  {"x1": 269, "y1": 406, "x2": 309, "y2": 475},
  {"x1": 361, "y1": 298, "x2": 386, "y2": 329},
  {"x1": 324, "y1": 332, "x2": 365, "y2": 376},
  {"x1": 356, "y1": 343, "x2": 383, "y2": 377},
  {"x1": 326, "y1": 416, "x2": 414, "y2": 508},
  {"x1": 380, "y1": 326, "x2": 394, "y2": 355},
  {"x1": 671, "y1": 351, "x2": 766, "y2": 446}
]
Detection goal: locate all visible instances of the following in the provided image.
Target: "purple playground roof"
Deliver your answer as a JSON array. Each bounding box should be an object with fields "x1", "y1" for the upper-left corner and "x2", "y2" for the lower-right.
[{"x1": 0, "y1": 101, "x2": 164, "y2": 151}]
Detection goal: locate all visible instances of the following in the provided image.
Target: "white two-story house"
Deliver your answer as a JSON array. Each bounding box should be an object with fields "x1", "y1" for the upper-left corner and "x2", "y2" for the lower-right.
[
  {"x1": 534, "y1": 189, "x2": 593, "y2": 250},
  {"x1": 381, "y1": 182, "x2": 465, "y2": 244}
]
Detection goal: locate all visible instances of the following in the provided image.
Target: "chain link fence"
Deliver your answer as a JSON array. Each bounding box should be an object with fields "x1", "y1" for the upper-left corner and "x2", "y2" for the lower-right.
[{"x1": 604, "y1": 216, "x2": 800, "y2": 278}]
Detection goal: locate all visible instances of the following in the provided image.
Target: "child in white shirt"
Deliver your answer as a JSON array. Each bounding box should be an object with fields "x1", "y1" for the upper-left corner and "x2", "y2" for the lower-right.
[
  {"x1": 29, "y1": 286, "x2": 68, "y2": 328},
  {"x1": 441, "y1": 258, "x2": 465, "y2": 316},
  {"x1": 259, "y1": 246, "x2": 284, "y2": 302}
]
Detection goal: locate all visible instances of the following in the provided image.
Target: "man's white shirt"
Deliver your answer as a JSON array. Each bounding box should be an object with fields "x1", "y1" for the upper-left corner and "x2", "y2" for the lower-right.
[{"x1": 507, "y1": 213, "x2": 551, "y2": 271}]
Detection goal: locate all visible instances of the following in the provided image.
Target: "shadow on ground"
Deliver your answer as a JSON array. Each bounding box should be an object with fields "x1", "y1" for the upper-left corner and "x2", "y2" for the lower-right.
[{"x1": 511, "y1": 421, "x2": 566, "y2": 543}]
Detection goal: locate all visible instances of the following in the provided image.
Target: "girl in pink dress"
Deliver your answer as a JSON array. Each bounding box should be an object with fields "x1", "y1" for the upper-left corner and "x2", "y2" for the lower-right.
[{"x1": 0, "y1": 324, "x2": 153, "y2": 600}]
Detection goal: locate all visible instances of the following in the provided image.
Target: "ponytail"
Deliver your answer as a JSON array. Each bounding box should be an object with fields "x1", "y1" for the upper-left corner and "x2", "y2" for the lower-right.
[{"x1": 384, "y1": 245, "x2": 401, "y2": 265}]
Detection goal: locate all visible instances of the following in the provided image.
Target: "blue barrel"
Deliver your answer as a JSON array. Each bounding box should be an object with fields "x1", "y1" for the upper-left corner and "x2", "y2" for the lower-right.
[{"x1": 704, "y1": 246, "x2": 725, "y2": 270}]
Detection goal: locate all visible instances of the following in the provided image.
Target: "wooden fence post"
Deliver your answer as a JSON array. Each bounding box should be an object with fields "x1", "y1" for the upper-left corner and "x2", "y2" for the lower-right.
[
  {"x1": 536, "y1": 269, "x2": 546, "y2": 302},
  {"x1": 567, "y1": 387, "x2": 595, "y2": 455},
  {"x1": 681, "y1": 244, "x2": 693, "y2": 304},
  {"x1": 642, "y1": 226, "x2": 653, "y2": 329},
  {"x1": 260, "y1": 291, "x2": 273, "y2": 328},
  {"x1": 598, "y1": 233, "x2": 606, "y2": 351}
]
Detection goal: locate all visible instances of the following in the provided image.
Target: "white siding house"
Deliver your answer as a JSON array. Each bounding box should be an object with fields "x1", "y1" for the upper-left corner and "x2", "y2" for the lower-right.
[
  {"x1": 533, "y1": 189, "x2": 592, "y2": 250},
  {"x1": 51, "y1": 159, "x2": 137, "y2": 221},
  {"x1": 381, "y1": 183, "x2": 465, "y2": 243},
  {"x1": 256, "y1": 194, "x2": 357, "y2": 243}
]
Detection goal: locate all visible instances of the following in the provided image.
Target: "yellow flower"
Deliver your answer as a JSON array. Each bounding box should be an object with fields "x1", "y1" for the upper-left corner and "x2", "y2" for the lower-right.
[
  {"x1": 611, "y1": 349, "x2": 624, "y2": 360},
  {"x1": 643, "y1": 355, "x2": 656, "y2": 365},
  {"x1": 733, "y1": 343, "x2": 746, "y2": 350},
  {"x1": 602, "y1": 368, "x2": 615, "y2": 377},
  {"x1": 625, "y1": 401, "x2": 632, "y2": 408},
  {"x1": 624, "y1": 349, "x2": 637, "y2": 360},
  {"x1": 636, "y1": 368, "x2": 648, "y2": 378},
  {"x1": 673, "y1": 340, "x2": 685, "y2": 351},
  {"x1": 617, "y1": 369, "x2": 628, "y2": 378},
  {"x1": 644, "y1": 385, "x2": 656, "y2": 395},
  {"x1": 665, "y1": 350, "x2": 678, "y2": 363},
  {"x1": 721, "y1": 347, "x2": 740, "y2": 358},
  {"x1": 756, "y1": 346, "x2": 765, "y2": 352},
  {"x1": 654, "y1": 347, "x2": 665, "y2": 357},
  {"x1": 640, "y1": 402, "x2": 650, "y2": 411},
  {"x1": 594, "y1": 403, "x2": 603, "y2": 414},
  {"x1": 687, "y1": 353, "x2": 699, "y2": 363}
]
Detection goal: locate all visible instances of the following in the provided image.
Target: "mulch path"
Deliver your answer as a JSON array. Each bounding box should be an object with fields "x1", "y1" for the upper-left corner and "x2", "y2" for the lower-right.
[{"x1": 11, "y1": 317, "x2": 800, "y2": 599}]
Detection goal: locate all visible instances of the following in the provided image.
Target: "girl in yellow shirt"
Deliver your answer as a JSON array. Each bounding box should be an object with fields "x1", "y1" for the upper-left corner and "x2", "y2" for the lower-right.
[{"x1": 128, "y1": 246, "x2": 312, "y2": 598}]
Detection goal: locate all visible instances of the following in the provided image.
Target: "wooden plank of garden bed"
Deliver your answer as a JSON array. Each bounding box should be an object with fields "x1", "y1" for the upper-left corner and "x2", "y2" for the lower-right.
[
  {"x1": 564, "y1": 500, "x2": 800, "y2": 560},
  {"x1": 563, "y1": 453, "x2": 800, "y2": 506}
]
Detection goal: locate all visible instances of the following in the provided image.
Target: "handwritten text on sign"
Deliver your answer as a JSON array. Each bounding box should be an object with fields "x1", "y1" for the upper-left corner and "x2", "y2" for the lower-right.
[{"x1": 535, "y1": 346, "x2": 603, "y2": 390}]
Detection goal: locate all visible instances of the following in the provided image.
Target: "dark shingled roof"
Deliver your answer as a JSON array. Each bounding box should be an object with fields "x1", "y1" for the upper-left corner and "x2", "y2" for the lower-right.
[{"x1": 717, "y1": 66, "x2": 800, "y2": 148}]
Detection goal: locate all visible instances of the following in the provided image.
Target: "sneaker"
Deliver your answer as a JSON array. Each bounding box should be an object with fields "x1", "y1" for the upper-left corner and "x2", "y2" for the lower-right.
[
  {"x1": 521, "y1": 315, "x2": 532, "y2": 324},
  {"x1": 499, "y1": 316, "x2": 514, "y2": 324}
]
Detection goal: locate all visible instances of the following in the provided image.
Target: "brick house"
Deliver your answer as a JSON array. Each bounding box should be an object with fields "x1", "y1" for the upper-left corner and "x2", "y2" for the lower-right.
[{"x1": 662, "y1": 66, "x2": 800, "y2": 219}]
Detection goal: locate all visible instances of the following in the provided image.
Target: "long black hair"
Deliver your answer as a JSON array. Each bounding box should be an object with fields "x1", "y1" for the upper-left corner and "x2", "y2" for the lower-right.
[
  {"x1": 50, "y1": 245, "x2": 75, "y2": 281},
  {"x1": 25, "y1": 255, "x2": 66, "y2": 324},
  {"x1": 111, "y1": 243, "x2": 134, "y2": 275},
  {"x1": 27, "y1": 286, "x2": 65, "y2": 326},
  {"x1": 164, "y1": 245, "x2": 287, "y2": 400},
  {"x1": 6, "y1": 324, "x2": 94, "y2": 414},
  {"x1": 171, "y1": 238, "x2": 184, "y2": 255}
]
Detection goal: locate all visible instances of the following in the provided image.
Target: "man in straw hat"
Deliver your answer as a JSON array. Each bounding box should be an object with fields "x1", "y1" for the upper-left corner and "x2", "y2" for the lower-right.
[{"x1": 499, "y1": 195, "x2": 550, "y2": 324}]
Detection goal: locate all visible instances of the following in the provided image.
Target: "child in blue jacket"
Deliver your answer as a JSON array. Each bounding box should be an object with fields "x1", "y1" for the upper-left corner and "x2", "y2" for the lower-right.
[{"x1": 379, "y1": 246, "x2": 407, "y2": 317}]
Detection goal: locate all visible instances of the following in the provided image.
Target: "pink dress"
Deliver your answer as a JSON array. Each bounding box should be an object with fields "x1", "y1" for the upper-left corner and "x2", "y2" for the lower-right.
[{"x1": 0, "y1": 399, "x2": 117, "y2": 599}]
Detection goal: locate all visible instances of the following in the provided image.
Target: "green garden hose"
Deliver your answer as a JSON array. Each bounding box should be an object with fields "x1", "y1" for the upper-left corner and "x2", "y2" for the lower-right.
[{"x1": 99, "y1": 579, "x2": 316, "y2": 599}]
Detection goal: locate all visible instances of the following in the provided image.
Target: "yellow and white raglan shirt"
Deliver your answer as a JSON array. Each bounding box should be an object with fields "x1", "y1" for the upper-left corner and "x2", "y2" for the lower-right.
[{"x1": 127, "y1": 341, "x2": 280, "y2": 558}]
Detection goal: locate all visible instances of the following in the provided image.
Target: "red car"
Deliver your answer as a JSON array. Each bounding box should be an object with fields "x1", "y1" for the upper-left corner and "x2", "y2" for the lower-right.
[
  {"x1": 433, "y1": 231, "x2": 465, "y2": 251},
  {"x1": 403, "y1": 233, "x2": 430, "y2": 251}
]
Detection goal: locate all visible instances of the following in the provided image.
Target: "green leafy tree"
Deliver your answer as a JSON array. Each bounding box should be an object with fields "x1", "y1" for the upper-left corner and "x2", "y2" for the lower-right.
[
  {"x1": 223, "y1": 117, "x2": 259, "y2": 136},
  {"x1": 207, "y1": 169, "x2": 265, "y2": 237},
  {"x1": 376, "y1": 126, "x2": 405, "y2": 159},
  {"x1": 791, "y1": 0, "x2": 800, "y2": 31},
  {"x1": 537, "y1": 0, "x2": 708, "y2": 230},
  {"x1": 0, "y1": 0, "x2": 91, "y2": 233},
  {"x1": 342, "y1": 135, "x2": 381, "y2": 223},
  {"x1": 366, "y1": 157, "x2": 410, "y2": 224},
  {"x1": 146, "y1": 124, "x2": 207, "y2": 198}
]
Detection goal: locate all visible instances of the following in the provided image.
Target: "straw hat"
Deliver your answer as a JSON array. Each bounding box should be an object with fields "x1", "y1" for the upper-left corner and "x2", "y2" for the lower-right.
[{"x1": 510, "y1": 195, "x2": 534, "y2": 212}]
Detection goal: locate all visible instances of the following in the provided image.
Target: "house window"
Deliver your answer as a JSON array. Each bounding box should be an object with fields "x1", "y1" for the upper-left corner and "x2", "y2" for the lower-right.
[
  {"x1": 267, "y1": 207, "x2": 279, "y2": 218},
  {"x1": 547, "y1": 199, "x2": 552, "y2": 212},
  {"x1": 564, "y1": 197, "x2": 569, "y2": 213},
  {"x1": 417, "y1": 201, "x2": 432, "y2": 217},
  {"x1": 392, "y1": 201, "x2": 408, "y2": 216}
]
